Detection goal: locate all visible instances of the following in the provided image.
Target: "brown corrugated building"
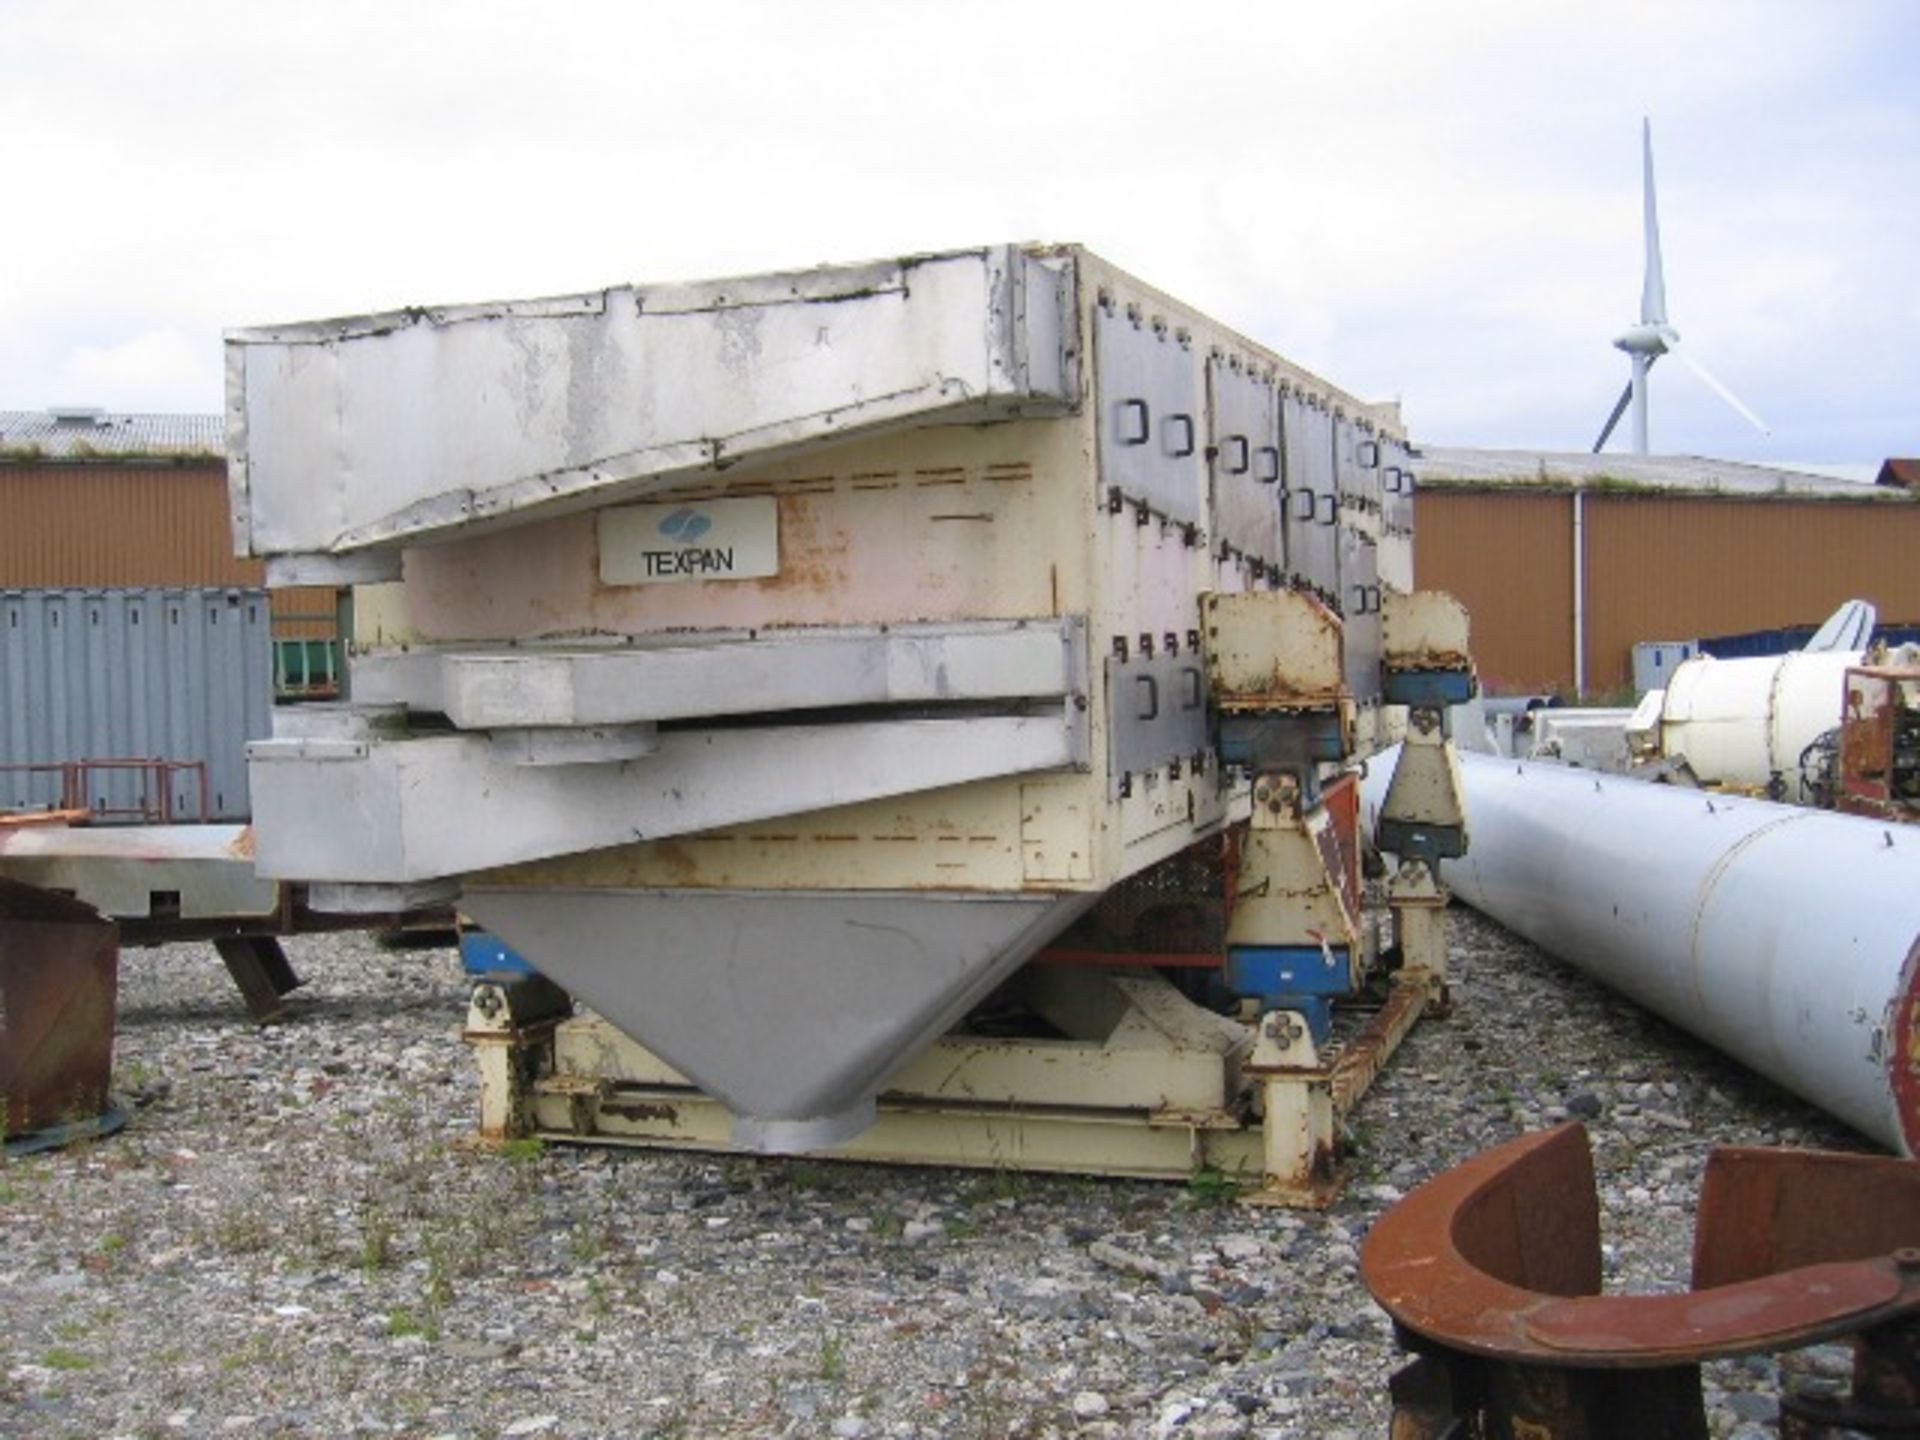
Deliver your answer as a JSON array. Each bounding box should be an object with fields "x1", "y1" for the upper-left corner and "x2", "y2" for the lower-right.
[
  {"x1": 0, "y1": 407, "x2": 336, "y2": 656},
  {"x1": 1412, "y1": 448, "x2": 1920, "y2": 696},
  {"x1": 8, "y1": 412, "x2": 1913, "y2": 703}
]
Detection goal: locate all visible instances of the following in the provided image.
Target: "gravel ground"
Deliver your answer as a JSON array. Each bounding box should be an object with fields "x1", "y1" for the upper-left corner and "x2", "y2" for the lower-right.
[{"x1": 0, "y1": 907, "x2": 1870, "y2": 1440}]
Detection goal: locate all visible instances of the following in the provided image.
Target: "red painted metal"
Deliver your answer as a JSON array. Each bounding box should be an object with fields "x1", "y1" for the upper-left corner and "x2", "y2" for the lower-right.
[
  {"x1": 1321, "y1": 771, "x2": 1362, "y2": 921},
  {"x1": 0, "y1": 878, "x2": 117, "y2": 1138},
  {"x1": 1897, "y1": 942, "x2": 1920, "y2": 1160}
]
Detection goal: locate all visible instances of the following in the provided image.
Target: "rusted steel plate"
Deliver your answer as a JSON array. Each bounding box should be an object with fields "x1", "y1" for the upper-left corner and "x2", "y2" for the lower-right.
[
  {"x1": 1361, "y1": 1123, "x2": 1920, "y2": 1369},
  {"x1": 0, "y1": 878, "x2": 118, "y2": 1138},
  {"x1": 1691, "y1": 1139, "x2": 1920, "y2": 1288},
  {"x1": 1329, "y1": 977, "x2": 1431, "y2": 1115},
  {"x1": 1525, "y1": 1260, "x2": 1904, "y2": 1356},
  {"x1": 1362, "y1": 1124, "x2": 1602, "y2": 1359}
]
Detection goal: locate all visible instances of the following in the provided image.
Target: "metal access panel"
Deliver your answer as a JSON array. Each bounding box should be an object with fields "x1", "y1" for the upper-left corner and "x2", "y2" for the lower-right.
[
  {"x1": 1334, "y1": 413, "x2": 1384, "y2": 516},
  {"x1": 1339, "y1": 528, "x2": 1383, "y2": 705},
  {"x1": 227, "y1": 245, "x2": 1079, "y2": 558},
  {"x1": 1282, "y1": 392, "x2": 1339, "y2": 601},
  {"x1": 1094, "y1": 300, "x2": 1206, "y2": 526},
  {"x1": 1207, "y1": 355, "x2": 1284, "y2": 574},
  {"x1": 1377, "y1": 435, "x2": 1416, "y2": 595},
  {"x1": 0, "y1": 589, "x2": 271, "y2": 821},
  {"x1": 1105, "y1": 650, "x2": 1210, "y2": 797},
  {"x1": 1379, "y1": 435, "x2": 1416, "y2": 541}
]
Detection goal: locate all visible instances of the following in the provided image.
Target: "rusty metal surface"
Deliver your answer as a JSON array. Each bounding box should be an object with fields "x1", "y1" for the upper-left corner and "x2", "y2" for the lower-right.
[
  {"x1": 0, "y1": 878, "x2": 117, "y2": 1138},
  {"x1": 1840, "y1": 663, "x2": 1920, "y2": 824},
  {"x1": 1328, "y1": 978, "x2": 1432, "y2": 1116},
  {"x1": 1691, "y1": 1141, "x2": 1920, "y2": 1289},
  {"x1": 1362, "y1": 1123, "x2": 1920, "y2": 1367},
  {"x1": 0, "y1": 758, "x2": 210, "y2": 824},
  {"x1": 1364, "y1": 1123, "x2": 1920, "y2": 1438}
]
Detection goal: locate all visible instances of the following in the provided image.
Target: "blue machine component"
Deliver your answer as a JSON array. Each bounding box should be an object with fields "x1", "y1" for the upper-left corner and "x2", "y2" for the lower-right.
[
  {"x1": 459, "y1": 928, "x2": 539, "y2": 979},
  {"x1": 1376, "y1": 814, "x2": 1469, "y2": 864},
  {"x1": 1381, "y1": 669, "x2": 1477, "y2": 708},
  {"x1": 1225, "y1": 943, "x2": 1354, "y2": 1044},
  {"x1": 1216, "y1": 713, "x2": 1347, "y2": 768}
]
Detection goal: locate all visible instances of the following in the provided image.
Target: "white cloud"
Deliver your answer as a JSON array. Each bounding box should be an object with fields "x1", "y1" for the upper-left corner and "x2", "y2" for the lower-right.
[
  {"x1": 52, "y1": 330, "x2": 221, "y2": 413},
  {"x1": 0, "y1": 0, "x2": 1913, "y2": 461}
]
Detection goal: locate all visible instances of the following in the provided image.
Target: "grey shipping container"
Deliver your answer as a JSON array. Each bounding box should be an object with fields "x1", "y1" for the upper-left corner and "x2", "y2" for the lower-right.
[
  {"x1": 1, "y1": 588, "x2": 272, "y2": 821},
  {"x1": 1632, "y1": 639, "x2": 1699, "y2": 696}
]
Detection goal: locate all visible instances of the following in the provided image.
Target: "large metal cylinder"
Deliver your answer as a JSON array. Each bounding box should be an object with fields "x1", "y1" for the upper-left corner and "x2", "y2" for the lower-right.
[
  {"x1": 1364, "y1": 750, "x2": 1920, "y2": 1156},
  {"x1": 1658, "y1": 650, "x2": 1860, "y2": 792}
]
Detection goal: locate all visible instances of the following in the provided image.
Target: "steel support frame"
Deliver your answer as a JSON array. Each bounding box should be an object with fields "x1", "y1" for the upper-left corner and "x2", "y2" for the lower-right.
[
  {"x1": 463, "y1": 962, "x2": 1439, "y2": 1207},
  {"x1": 463, "y1": 975, "x2": 574, "y2": 1142}
]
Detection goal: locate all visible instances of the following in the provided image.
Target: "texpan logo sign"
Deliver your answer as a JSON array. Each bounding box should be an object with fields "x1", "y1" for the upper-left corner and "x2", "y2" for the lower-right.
[{"x1": 597, "y1": 496, "x2": 779, "y2": 586}]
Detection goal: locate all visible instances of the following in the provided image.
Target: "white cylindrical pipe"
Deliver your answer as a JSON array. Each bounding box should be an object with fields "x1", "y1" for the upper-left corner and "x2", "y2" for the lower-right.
[
  {"x1": 1364, "y1": 749, "x2": 1920, "y2": 1155},
  {"x1": 1659, "y1": 650, "x2": 1860, "y2": 793}
]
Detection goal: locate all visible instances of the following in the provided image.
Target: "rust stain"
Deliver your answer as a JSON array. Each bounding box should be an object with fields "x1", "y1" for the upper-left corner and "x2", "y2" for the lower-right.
[
  {"x1": 0, "y1": 888, "x2": 118, "y2": 1138},
  {"x1": 1385, "y1": 650, "x2": 1471, "y2": 673},
  {"x1": 601, "y1": 1099, "x2": 683, "y2": 1127},
  {"x1": 645, "y1": 840, "x2": 703, "y2": 887}
]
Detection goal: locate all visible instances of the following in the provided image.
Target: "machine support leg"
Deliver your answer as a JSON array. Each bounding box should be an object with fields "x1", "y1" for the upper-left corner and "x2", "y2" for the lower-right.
[
  {"x1": 1248, "y1": 1010, "x2": 1336, "y2": 1204},
  {"x1": 1386, "y1": 858, "x2": 1450, "y2": 1008},
  {"x1": 463, "y1": 976, "x2": 573, "y2": 1142},
  {"x1": 213, "y1": 935, "x2": 303, "y2": 1023}
]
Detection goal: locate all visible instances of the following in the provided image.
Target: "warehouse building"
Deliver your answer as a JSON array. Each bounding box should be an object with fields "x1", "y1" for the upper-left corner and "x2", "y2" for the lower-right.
[
  {"x1": 1412, "y1": 448, "x2": 1920, "y2": 696},
  {"x1": 0, "y1": 407, "x2": 338, "y2": 692},
  {"x1": 7, "y1": 409, "x2": 1914, "y2": 705}
]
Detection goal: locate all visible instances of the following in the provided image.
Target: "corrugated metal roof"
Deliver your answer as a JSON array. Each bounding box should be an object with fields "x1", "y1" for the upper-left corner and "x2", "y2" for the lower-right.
[
  {"x1": 1411, "y1": 447, "x2": 1899, "y2": 501},
  {"x1": 1877, "y1": 458, "x2": 1920, "y2": 491},
  {"x1": 0, "y1": 410, "x2": 223, "y2": 460}
]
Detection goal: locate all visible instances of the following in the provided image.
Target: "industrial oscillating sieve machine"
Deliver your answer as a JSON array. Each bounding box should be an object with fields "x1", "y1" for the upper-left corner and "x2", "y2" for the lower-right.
[{"x1": 226, "y1": 244, "x2": 1474, "y2": 1204}]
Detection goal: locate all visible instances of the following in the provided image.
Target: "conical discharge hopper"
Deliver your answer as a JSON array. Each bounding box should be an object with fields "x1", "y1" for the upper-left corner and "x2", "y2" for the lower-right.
[{"x1": 460, "y1": 887, "x2": 1095, "y2": 1151}]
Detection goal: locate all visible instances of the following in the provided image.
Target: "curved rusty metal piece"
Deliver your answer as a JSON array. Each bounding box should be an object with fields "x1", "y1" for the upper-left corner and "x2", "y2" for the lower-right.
[{"x1": 1361, "y1": 1122, "x2": 1920, "y2": 1369}]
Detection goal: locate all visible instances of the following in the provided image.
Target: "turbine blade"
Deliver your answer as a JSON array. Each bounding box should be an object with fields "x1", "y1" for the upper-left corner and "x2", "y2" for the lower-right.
[
  {"x1": 1674, "y1": 348, "x2": 1770, "y2": 435},
  {"x1": 1593, "y1": 380, "x2": 1634, "y2": 452},
  {"x1": 1805, "y1": 599, "x2": 1875, "y2": 653},
  {"x1": 1641, "y1": 118, "x2": 1668, "y2": 326}
]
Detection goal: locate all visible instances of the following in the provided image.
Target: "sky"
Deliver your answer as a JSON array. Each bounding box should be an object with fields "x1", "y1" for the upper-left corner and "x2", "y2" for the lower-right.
[{"x1": 3, "y1": 0, "x2": 1915, "y2": 468}]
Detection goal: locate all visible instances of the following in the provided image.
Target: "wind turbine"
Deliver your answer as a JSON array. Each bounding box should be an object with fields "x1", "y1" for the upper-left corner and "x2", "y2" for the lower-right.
[{"x1": 1592, "y1": 119, "x2": 1771, "y2": 454}]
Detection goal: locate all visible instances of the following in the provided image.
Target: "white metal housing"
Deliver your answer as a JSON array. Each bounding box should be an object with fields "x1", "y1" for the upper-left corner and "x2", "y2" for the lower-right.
[
  {"x1": 228, "y1": 244, "x2": 1408, "y2": 1148},
  {"x1": 1658, "y1": 649, "x2": 1859, "y2": 792}
]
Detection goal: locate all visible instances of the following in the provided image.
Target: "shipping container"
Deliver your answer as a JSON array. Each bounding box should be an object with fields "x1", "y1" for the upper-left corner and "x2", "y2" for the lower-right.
[
  {"x1": 0, "y1": 455, "x2": 341, "y2": 678},
  {"x1": 0, "y1": 587, "x2": 272, "y2": 821}
]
